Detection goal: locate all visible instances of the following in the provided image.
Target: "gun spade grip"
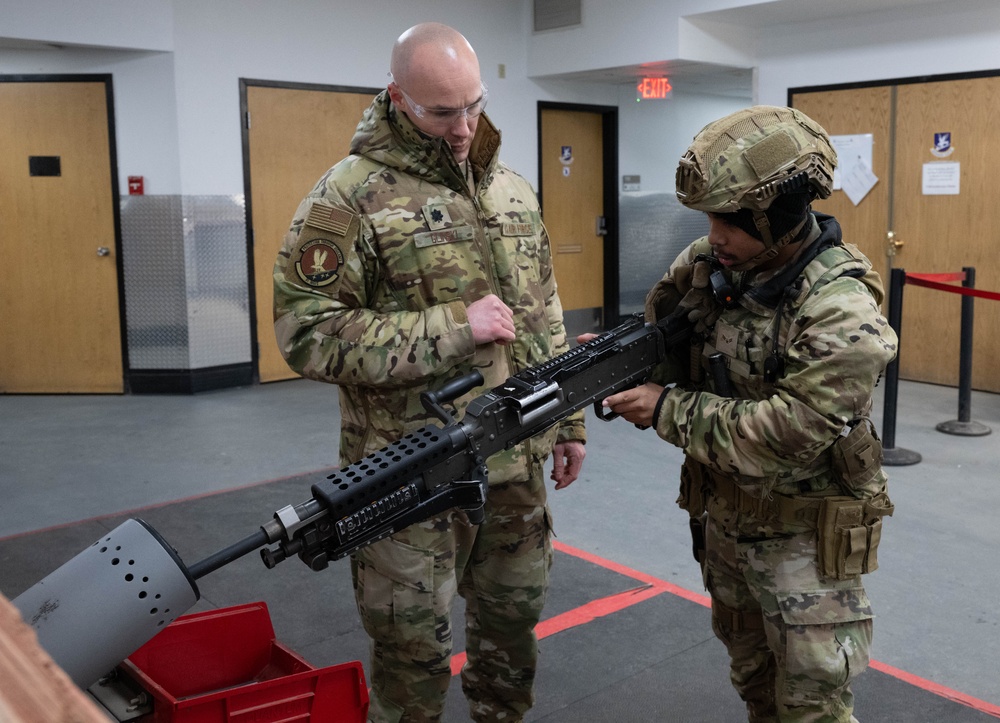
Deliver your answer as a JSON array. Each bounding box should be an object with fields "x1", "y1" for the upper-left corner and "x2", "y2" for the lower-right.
[{"x1": 422, "y1": 370, "x2": 484, "y2": 409}]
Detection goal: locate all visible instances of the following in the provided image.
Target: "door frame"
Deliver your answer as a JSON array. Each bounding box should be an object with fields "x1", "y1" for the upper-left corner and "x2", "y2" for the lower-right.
[
  {"x1": 789, "y1": 67, "x2": 1000, "y2": 102},
  {"x1": 238, "y1": 78, "x2": 383, "y2": 383},
  {"x1": 790, "y1": 66, "x2": 1000, "y2": 391},
  {"x1": 0, "y1": 73, "x2": 128, "y2": 391},
  {"x1": 537, "y1": 101, "x2": 620, "y2": 329}
]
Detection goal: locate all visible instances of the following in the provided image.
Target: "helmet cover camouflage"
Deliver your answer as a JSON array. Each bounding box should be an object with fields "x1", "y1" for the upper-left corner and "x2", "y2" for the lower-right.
[{"x1": 676, "y1": 105, "x2": 837, "y2": 214}]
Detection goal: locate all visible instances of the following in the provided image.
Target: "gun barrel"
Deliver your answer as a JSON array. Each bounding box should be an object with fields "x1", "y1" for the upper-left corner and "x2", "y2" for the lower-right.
[{"x1": 187, "y1": 528, "x2": 270, "y2": 580}]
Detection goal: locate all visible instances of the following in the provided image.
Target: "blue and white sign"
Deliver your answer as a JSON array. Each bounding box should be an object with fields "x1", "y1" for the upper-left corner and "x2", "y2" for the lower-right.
[{"x1": 931, "y1": 132, "x2": 954, "y2": 158}]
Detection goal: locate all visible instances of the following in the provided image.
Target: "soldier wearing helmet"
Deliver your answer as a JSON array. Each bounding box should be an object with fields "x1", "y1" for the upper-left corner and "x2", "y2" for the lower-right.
[{"x1": 602, "y1": 106, "x2": 898, "y2": 721}]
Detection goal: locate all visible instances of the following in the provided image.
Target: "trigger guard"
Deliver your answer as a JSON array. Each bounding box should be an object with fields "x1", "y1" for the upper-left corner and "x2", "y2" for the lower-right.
[{"x1": 593, "y1": 399, "x2": 619, "y2": 421}]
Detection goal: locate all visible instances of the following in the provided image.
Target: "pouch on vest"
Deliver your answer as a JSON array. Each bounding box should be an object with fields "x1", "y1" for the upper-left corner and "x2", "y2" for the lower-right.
[
  {"x1": 830, "y1": 418, "x2": 883, "y2": 495},
  {"x1": 677, "y1": 458, "x2": 707, "y2": 517},
  {"x1": 817, "y1": 494, "x2": 892, "y2": 580}
]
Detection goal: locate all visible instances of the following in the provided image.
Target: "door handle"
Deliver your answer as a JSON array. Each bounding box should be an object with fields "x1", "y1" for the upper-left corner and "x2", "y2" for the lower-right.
[
  {"x1": 97, "y1": 246, "x2": 110, "y2": 257},
  {"x1": 886, "y1": 231, "x2": 903, "y2": 257}
]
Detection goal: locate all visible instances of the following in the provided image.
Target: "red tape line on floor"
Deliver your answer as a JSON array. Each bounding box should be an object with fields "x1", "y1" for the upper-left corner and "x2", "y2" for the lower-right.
[{"x1": 451, "y1": 540, "x2": 1000, "y2": 719}]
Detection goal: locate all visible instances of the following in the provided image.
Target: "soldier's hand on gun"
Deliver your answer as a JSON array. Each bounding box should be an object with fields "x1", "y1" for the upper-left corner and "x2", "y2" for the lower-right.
[
  {"x1": 468, "y1": 294, "x2": 516, "y2": 345},
  {"x1": 602, "y1": 383, "x2": 665, "y2": 429}
]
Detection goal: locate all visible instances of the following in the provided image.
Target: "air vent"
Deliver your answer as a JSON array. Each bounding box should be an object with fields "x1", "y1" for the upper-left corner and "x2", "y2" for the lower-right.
[{"x1": 534, "y1": 0, "x2": 582, "y2": 32}]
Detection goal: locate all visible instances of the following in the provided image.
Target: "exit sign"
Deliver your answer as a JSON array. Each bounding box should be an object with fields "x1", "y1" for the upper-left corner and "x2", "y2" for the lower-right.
[{"x1": 636, "y1": 77, "x2": 672, "y2": 101}]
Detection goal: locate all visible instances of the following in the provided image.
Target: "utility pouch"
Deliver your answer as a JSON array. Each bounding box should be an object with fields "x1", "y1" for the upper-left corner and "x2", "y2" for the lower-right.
[
  {"x1": 817, "y1": 495, "x2": 892, "y2": 579},
  {"x1": 677, "y1": 459, "x2": 707, "y2": 517},
  {"x1": 689, "y1": 513, "x2": 708, "y2": 565},
  {"x1": 830, "y1": 418, "x2": 883, "y2": 494}
]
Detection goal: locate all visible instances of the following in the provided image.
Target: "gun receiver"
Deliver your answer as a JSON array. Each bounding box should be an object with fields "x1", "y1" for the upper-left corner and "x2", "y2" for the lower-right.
[{"x1": 187, "y1": 311, "x2": 691, "y2": 579}]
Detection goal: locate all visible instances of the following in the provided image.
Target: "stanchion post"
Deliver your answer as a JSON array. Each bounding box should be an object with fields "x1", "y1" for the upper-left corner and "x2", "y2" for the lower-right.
[
  {"x1": 936, "y1": 266, "x2": 991, "y2": 436},
  {"x1": 882, "y1": 267, "x2": 922, "y2": 465}
]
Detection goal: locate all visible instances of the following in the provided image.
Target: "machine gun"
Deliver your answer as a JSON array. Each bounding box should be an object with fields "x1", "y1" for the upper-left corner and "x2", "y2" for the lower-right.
[
  {"x1": 189, "y1": 309, "x2": 692, "y2": 579},
  {"x1": 13, "y1": 310, "x2": 692, "y2": 690}
]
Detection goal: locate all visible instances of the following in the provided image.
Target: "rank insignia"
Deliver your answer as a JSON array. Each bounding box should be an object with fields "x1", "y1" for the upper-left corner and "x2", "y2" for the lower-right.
[
  {"x1": 422, "y1": 203, "x2": 453, "y2": 231},
  {"x1": 714, "y1": 320, "x2": 740, "y2": 358},
  {"x1": 295, "y1": 238, "x2": 345, "y2": 287}
]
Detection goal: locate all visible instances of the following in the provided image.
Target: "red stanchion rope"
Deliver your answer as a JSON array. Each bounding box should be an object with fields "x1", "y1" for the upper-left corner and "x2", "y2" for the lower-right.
[{"x1": 904, "y1": 272, "x2": 1000, "y2": 301}]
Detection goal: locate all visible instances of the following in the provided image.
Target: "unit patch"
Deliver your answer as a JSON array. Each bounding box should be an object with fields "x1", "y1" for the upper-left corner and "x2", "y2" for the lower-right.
[{"x1": 295, "y1": 238, "x2": 345, "y2": 287}]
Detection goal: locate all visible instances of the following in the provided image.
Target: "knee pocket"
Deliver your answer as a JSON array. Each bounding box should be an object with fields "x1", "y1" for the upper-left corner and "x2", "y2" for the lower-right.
[
  {"x1": 355, "y1": 537, "x2": 451, "y2": 660},
  {"x1": 777, "y1": 588, "x2": 873, "y2": 694}
]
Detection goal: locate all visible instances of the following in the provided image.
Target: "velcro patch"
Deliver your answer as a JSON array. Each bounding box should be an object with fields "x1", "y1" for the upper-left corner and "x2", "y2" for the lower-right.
[
  {"x1": 414, "y1": 225, "x2": 475, "y2": 248},
  {"x1": 502, "y1": 222, "x2": 536, "y2": 236},
  {"x1": 743, "y1": 129, "x2": 798, "y2": 180},
  {"x1": 422, "y1": 203, "x2": 453, "y2": 231},
  {"x1": 294, "y1": 238, "x2": 345, "y2": 287},
  {"x1": 306, "y1": 202, "x2": 357, "y2": 237}
]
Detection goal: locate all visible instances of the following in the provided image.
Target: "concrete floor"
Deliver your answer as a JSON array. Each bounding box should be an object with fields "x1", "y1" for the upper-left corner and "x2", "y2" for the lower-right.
[{"x1": 2, "y1": 376, "x2": 999, "y2": 720}]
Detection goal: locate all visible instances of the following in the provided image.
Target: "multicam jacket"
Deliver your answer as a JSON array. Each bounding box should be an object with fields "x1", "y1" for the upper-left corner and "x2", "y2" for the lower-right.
[
  {"x1": 274, "y1": 91, "x2": 584, "y2": 496},
  {"x1": 651, "y1": 214, "x2": 898, "y2": 532}
]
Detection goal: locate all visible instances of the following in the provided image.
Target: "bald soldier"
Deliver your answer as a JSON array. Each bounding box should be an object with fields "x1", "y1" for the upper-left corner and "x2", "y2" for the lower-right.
[{"x1": 273, "y1": 23, "x2": 586, "y2": 723}]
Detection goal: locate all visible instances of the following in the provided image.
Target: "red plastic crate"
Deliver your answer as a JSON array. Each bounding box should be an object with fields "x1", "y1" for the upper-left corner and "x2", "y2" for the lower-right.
[{"x1": 121, "y1": 602, "x2": 368, "y2": 723}]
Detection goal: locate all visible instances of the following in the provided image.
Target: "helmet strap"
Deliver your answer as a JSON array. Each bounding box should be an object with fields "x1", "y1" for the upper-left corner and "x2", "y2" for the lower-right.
[
  {"x1": 753, "y1": 210, "x2": 773, "y2": 247},
  {"x1": 734, "y1": 213, "x2": 811, "y2": 272}
]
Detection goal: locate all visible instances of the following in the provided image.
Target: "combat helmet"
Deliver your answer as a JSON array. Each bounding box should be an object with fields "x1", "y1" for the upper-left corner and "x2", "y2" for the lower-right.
[{"x1": 676, "y1": 105, "x2": 837, "y2": 267}]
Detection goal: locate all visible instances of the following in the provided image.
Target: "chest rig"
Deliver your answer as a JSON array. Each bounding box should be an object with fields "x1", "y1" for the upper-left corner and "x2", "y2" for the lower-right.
[{"x1": 694, "y1": 224, "x2": 853, "y2": 395}]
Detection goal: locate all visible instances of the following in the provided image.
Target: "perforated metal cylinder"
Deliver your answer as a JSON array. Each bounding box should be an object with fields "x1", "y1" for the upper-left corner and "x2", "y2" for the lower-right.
[{"x1": 13, "y1": 518, "x2": 200, "y2": 688}]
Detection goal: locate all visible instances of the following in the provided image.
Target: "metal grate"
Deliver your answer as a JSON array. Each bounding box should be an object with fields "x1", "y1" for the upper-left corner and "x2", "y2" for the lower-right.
[
  {"x1": 534, "y1": 0, "x2": 581, "y2": 31},
  {"x1": 120, "y1": 194, "x2": 251, "y2": 370}
]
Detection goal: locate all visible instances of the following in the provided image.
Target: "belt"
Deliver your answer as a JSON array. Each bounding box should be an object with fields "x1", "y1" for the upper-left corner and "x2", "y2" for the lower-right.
[{"x1": 706, "y1": 471, "x2": 823, "y2": 526}]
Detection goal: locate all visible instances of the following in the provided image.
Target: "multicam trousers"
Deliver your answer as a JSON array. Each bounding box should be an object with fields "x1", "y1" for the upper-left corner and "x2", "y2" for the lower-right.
[
  {"x1": 702, "y1": 515, "x2": 874, "y2": 722},
  {"x1": 352, "y1": 501, "x2": 552, "y2": 723}
]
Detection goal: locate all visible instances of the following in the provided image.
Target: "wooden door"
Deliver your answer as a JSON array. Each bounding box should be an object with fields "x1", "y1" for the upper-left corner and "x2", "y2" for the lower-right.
[
  {"x1": 0, "y1": 80, "x2": 123, "y2": 393},
  {"x1": 892, "y1": 77, "x2": 1000, "y2": 387},
  {"x1": 791, "y1": 87, "x2": 893, "y2": 284},
  {"x1": 539, "y1": 109, "x2": 605, "y2": 317},
  {"x1": 245, "y1": 84, "x2": 375, "y2": 382},
  {"x1": 793, "y1": 75, "x2": 1000, "y2": 391}
]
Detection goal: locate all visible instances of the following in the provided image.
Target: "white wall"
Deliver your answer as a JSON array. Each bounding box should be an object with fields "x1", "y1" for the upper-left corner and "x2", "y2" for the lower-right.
[
  {"x1": 5, "y1": 0, "x2": 1000, "y2": 198},
  {"x1": 0, "y1": 47, "x2": 182, "y2": 194},
  {"x1": 167, "y1": 0, "x2": 625, "y2": 195},
  {"x1": 618, "y1": 87, "x2": 748, "y2": 195},
  {"x1": 0, "y1": 0, "x2": 618, "y2": 196},
  {"x1": 0, "y1": 0, "x2": 174, "y2": 51},
  {"x1": 525, "y1": 0, "x2": 773, "y2": 78},
  {"x1": 753, "y1": 2, "x2": 1000, "y2": 105}
]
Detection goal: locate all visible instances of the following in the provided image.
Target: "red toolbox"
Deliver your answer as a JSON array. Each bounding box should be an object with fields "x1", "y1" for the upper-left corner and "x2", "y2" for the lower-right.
[{"x1": 120, "y1": 602, "x2": 368, "y2": 723}]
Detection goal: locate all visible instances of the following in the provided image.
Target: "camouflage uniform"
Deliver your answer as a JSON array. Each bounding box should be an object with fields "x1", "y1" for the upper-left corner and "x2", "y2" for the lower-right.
[
  {"x1": 649, "y1": 107, "x2": 898, "y2": 722},
  {"x1": 274, "y1": 91, "x2": 585, "y2": 723}
]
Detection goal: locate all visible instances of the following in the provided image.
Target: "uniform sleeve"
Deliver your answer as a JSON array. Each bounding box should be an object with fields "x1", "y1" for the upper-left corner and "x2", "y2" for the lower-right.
[
  {"x1": 654, "y1": 276, "x2": 898, "y2": 478},
  {"x1": 273, "y1": 194, "x2": 476, "y2": 388}
]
